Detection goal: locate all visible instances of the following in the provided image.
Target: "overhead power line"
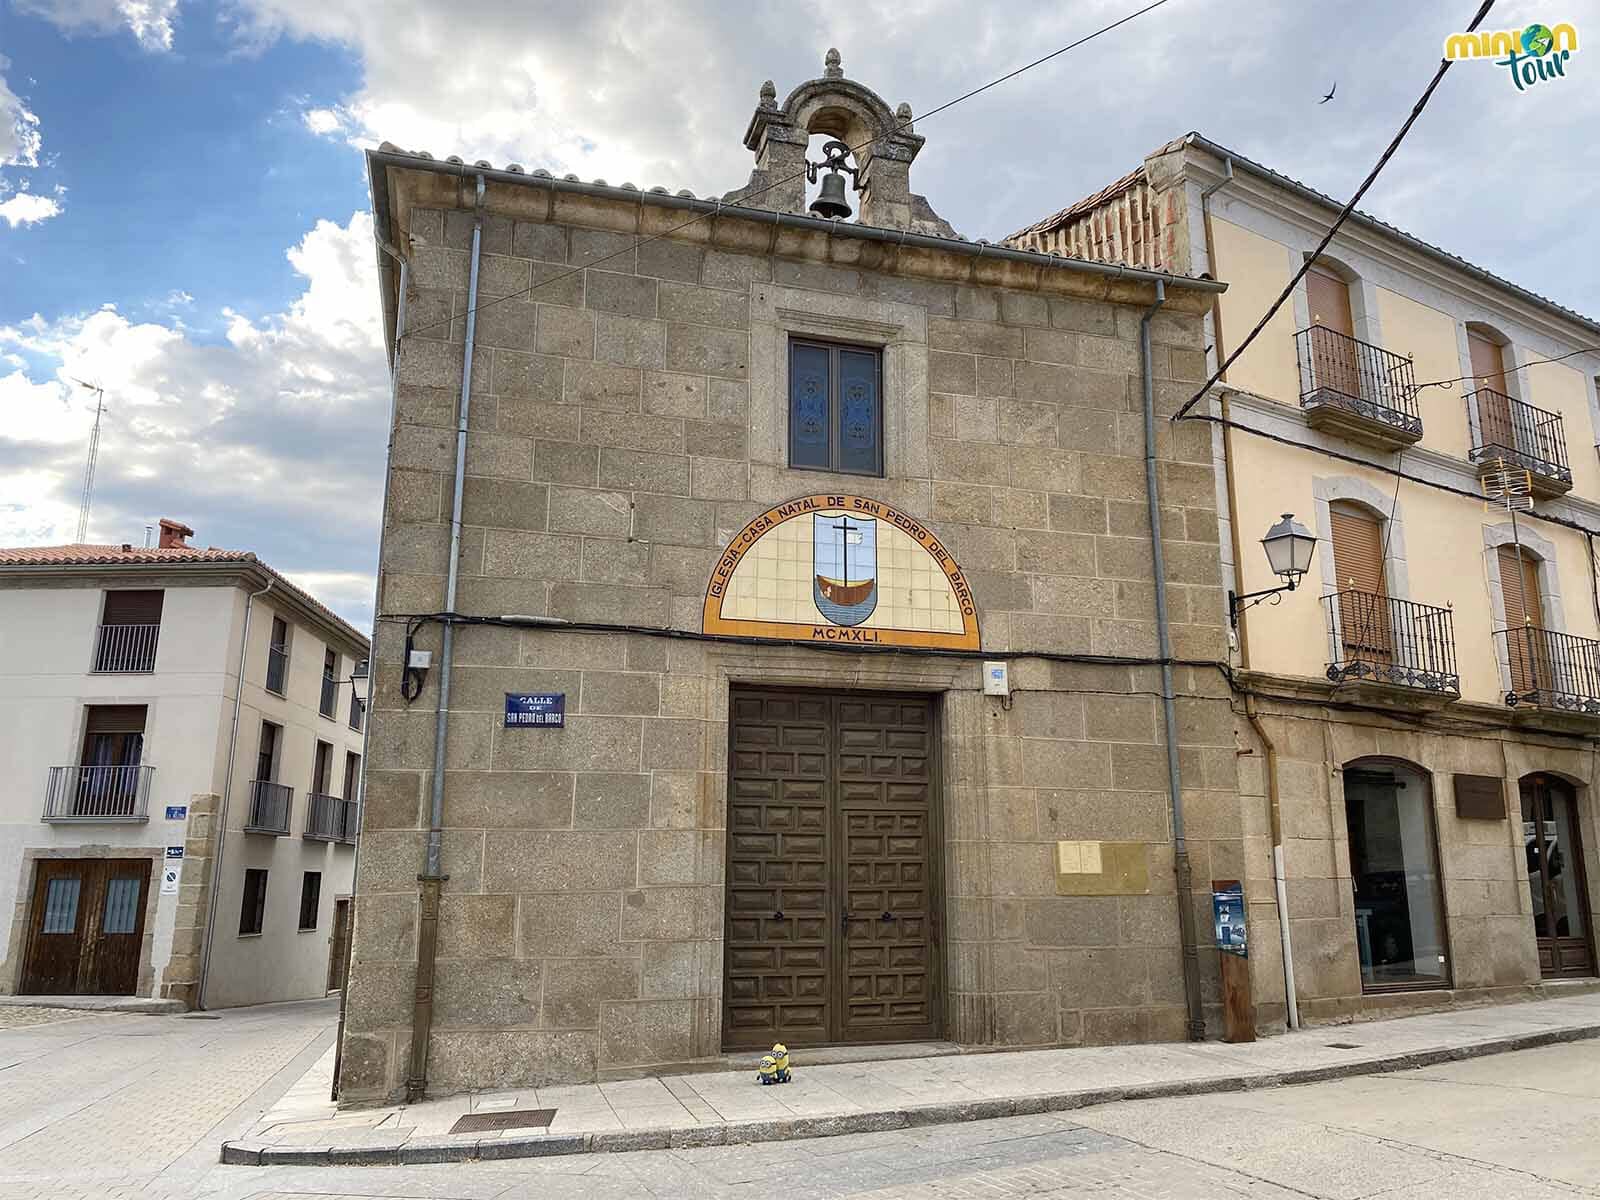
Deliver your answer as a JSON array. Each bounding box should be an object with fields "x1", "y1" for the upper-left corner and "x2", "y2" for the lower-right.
[
  {"x1": 1172, "y1": 0, "x2": 1497, "y2": 423},
  {"x1": 397, "y1": 0, "x2": 1179, "y2": 342},
  {"x1": 1413, "y1": 344, "x2": 1600, "y2": 395}
]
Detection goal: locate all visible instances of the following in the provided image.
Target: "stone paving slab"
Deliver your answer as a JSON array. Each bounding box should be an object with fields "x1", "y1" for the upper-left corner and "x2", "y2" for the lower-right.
[
  {"x1": 0, "y1": 994, "x2": 184, "y2": 1015},
  {"x1": 224, "y1": 992, "x2": 1600, "y2": 1167}
]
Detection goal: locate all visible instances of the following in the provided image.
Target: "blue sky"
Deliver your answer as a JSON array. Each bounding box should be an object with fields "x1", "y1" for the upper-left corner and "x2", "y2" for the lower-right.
[{"x1": 1, "y1": 0, "x2": 1596, "y2": 631}]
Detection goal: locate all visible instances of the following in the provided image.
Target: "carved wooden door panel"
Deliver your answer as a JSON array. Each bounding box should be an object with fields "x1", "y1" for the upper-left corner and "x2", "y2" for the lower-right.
[
  {"x1": 836, "y1": 696, "x2": 938, "y2": 1042},
  {"x1": 724, "y1": 690, "x2": 832, "y2": 1049},
  {"x1": 724, "y1": 688, "x2": 939, "y2": 1049}
]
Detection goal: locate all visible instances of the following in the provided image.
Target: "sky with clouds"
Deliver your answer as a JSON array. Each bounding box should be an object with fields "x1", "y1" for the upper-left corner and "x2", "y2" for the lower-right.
[{"x1": 1, "y1": 0, "x2": 1596, "y2": 630}]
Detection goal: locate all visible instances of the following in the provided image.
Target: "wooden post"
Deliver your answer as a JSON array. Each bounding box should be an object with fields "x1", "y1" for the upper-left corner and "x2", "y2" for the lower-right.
[{"x1": 1212, "y1": 879, "x2": 1255, "y2": 1043}]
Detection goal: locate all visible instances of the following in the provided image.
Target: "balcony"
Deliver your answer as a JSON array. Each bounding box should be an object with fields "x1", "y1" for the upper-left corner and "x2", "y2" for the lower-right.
[
  {"x1": 1322, "y1": 591, "x2": 1460, "y2": 703},
  {"x1": 304, "y1": 792, "x2": 359, "y2": 844},
  {"x1": 1296, "y1": 325, "x2": 1422, "y2": 450},
  {"x1": 244, "y1": 780, "x2": 293, "y2": 835},
  {"x1": 1496, "y1": 626, "x2": 1600, "y2": 722},
  {"x1": 319, "y1": 674, "x2": 338, "y2": 719},
  {"x1": 91, "y1": 623, "x2": 160, "y2": 673},
  {"x1": 266, "y1": 646, "x2": 288, "y2": 695},
  {"x1": 1467, "y1": 389, "x2": 1572, "y2": 498},
  {"x1": 43, "y1": 765, "x2": 154, "y2": 822}
]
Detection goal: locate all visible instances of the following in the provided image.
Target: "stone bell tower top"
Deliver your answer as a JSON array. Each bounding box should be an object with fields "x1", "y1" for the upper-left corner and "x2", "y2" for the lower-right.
[{"x1": 723, "y1": 49, "x2": 958, "y2": 238}]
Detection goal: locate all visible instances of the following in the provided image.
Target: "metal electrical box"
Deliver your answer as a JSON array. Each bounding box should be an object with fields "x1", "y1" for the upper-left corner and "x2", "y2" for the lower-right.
[{"x1": 983, "y1": 660, "x2": 1009, "y2": 696}]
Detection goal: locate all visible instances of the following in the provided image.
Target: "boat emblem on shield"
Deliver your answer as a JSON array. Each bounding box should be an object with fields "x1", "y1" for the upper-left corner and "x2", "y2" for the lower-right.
[{"x1": 813, "y1": 513, "x2": 878, "y2": 626}]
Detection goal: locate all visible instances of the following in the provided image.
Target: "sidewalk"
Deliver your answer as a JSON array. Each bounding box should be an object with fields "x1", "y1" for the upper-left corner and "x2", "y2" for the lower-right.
[
  {"x1": 0, "y1": 994, "x2": 184, "y2": 1015},
  {"x1": 222, "y1": 992, "x2": 1600, "y2": 1167}
]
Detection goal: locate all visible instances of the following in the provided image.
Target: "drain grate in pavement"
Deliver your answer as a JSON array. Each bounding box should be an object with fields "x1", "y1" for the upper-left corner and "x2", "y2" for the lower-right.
[
  {"x1": 1325, "y1": 1042, "x2": 1362, "y2": 1049},
  {"x1": 450, "y1": 1108, "x2": 557, "y2": 1135}
]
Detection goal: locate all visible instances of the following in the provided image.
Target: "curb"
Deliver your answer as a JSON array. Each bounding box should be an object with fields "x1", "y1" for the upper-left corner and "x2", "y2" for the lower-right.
[{"x1": 220, "y1": 1022, "x2": 1600, "y2": 1168}]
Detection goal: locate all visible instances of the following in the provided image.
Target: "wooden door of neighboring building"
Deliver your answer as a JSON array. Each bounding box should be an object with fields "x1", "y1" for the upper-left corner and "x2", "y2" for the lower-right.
[
  {"x1": 723, "y1": 688, "x2": 939, "y2": 1050},
  {"x1": 328, "y1": 898, "x2": 352, "y2": 992},
  {"x1": 1308, "y1": 265, "x2": 1361, "y2": 399},
  {"x1": 1521, "y1": 775, "x2": 1596, "y2": 978},
  {"x1": 1497, "y1": 545, "x2": 1548, "y2": 695},
  {"x1": 20, "y1": 859, "x2": 150, "y2": 995},
  {"x1": 1329, "y1": 502, "x2": 1391, "y2": 668}
]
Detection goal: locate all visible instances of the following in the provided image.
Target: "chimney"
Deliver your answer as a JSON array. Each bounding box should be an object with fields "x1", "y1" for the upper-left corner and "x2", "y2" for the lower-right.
[{"x1": 158, "y1": 519, "x2": 195, "y2": 550}]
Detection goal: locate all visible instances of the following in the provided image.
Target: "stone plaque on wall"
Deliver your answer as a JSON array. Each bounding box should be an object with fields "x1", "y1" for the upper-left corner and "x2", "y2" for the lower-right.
[{"x1": 1454, "y1": 774, "x2": 1505, "y2": 820}]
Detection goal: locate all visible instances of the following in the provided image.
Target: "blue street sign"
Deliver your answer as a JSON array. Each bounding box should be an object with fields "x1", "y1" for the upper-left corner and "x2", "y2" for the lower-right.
[
  {"x1": 166, "y1": 846, "x2": 185, "y2": 859},
  {"x1": 165, "y1": 805, "x2": 188, "y2": 821},
  {"x1": 505, "y1": 692, "x2": 565, "y2": 728}
]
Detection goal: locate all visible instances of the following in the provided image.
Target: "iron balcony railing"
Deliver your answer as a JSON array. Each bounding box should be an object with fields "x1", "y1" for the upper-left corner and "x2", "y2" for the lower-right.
[
  {"x1": 266, "y1": 646, "x2": 288, "y2": 695},
  {"x1": 245, "y1": 779, "x2": 293, "y2": 835},
  {"x1": 43, "y1": 765, "x2": 154, "y2": 821},
  {"x1": 320, "y1": 674, "x2": 338, "y2": 719},
  {"x1": 1467, "y1": 388, "x2": 1572, "y2": 487},
  {"x1": 1496, "y1": 626, "x2": 1600, "y2": 715},
  {"x1": 1322, "y1": 590, "x2": 1460, "y2": 696},
  {"x1": 1296, "y1": 325, "x2": 1422, "y2": 438},
  {"x1": 304, "y1": 792, "x2": 359, "y2": 844},
  {"x1": 91, "y1": 623, "x2": 160, "y2": 673}
]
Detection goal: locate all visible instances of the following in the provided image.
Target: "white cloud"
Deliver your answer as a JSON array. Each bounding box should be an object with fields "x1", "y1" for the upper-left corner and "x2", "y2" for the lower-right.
[
  {"x1": 0, "y1": 192, "x2": 63, "y2": 227},
  {"x1": 15, "y1": 0, "x2": 181, "y2": 51},
  {"x1": 302, "y1": 107, "x2": 346, "y2": 136},
  {"x1": 0, "y1": 59, "x2": 43, "y2": 168},
  {"x1": 0, "y1": 212, "x2": 389, "y2": 627}
]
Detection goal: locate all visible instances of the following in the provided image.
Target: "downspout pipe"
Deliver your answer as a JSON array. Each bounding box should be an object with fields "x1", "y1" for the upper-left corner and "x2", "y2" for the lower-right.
[
  {"x1": 332, "y1": 248, "x2": 408, "y2": 1099},
  {"x1": 405, "y1": 174, "x2": 484, "y2": 1102},
  {"x1": 1141, "y1": 280, "x2": 1207, "y2": 1041},
  {"x1": 1199, "y1": 159, "x2": 1299, "y2": 1031},
  {"x1": 196, "y1": 576, "x2": 273, "y2": 1010}
]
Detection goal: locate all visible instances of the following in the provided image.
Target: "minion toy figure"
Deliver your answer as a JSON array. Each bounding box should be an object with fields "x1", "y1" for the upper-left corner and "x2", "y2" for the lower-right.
[
  {"x1": 756, "y1": 1053, "x2": 781, "y2": 1085},
  {"x1": 771, "y1": 1043, "x2": 791, "y2": 1083}
]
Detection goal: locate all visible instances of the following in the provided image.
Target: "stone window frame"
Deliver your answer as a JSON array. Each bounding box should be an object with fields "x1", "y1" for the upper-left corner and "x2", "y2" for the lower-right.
[
  {"x1": 748, "y1": 283, "x2": 929, "y2": 483},
  {"x1": 1482, "y1": 522, "x2": 1565, "y2": 695},
  {"x1": 1311, "y1": 475, "x2": 1410, "y2": 599}
]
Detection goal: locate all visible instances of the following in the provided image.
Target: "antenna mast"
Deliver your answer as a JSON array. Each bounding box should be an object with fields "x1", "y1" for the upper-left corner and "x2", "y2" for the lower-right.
[{"x1": 71, "y1": 380, "x2": 105, "y2": 543}]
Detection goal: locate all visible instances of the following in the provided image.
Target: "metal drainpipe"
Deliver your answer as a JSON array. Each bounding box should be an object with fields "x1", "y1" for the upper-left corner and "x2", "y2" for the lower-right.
[
  {"x1": 196, "y1": 576, "x2": 274, "y2": 1010},
  {"x1": 332, "y1": 248, "x2": 408, "y2": 1099},
  {"x1": 1141, "y1": 280, "x2": 1206, "y2": 1041},
  {"x1": 405, "y1": 174, "x2": 484, "y2": 1102},
  {"x1": 1199, "y1": 158, "x2": 1299, "y2": 1030}
]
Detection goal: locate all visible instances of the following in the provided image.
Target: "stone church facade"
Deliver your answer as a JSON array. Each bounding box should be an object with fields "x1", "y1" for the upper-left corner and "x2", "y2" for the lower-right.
[{"x1": 340, "y1": 53, "x2": 1243, "y2": 1101}]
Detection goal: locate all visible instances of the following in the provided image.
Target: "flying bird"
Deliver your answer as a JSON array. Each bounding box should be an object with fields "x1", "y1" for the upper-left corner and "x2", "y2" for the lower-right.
[{"x1": 1320, "y1": 82, "x2": 1337, "y2": 104}]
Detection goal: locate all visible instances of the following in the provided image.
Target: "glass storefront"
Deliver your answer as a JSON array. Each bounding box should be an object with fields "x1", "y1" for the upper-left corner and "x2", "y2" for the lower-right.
[{"x1": 1343, "y1": 763, "x2": 1450, "y2": 990}]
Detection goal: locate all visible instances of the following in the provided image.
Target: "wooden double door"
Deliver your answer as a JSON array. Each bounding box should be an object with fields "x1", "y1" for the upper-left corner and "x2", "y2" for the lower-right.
[
  {"x1": 724, "y1": 689, "x2": 940, "y2": 1049},
  {"x1": 20, "y1": 859, "x2": 151, "y2": 996},
  {"x1": 1521, "y1": 775, "x2": 1597, "y2": 978}
]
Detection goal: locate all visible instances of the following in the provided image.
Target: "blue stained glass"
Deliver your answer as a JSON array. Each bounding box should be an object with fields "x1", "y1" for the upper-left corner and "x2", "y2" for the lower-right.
[
  {"x1": 837, "y1": 350, "x2": 880, "y2": 474},
  {"x1": 42, "y1": 878, "x2": 80, "y2": 934},
  {"x1": 103, "y1": 878, "x2": 141, "y2": 934},
  {"x1": 790, "y1": 343, "x2": 831, "y2": 469}
]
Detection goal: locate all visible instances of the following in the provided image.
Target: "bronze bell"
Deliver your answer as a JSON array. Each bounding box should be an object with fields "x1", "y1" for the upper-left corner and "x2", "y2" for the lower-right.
[{"x1": 810, "y1": 168, "x2": 852, "y2": 220}]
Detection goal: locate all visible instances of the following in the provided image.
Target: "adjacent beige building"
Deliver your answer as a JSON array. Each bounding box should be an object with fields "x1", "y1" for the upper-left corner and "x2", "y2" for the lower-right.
[
  {"x1": 0, "y1": 519, "x2": 369, "y2": 1008},
  {"x1": 341, "y1": 55, "x2": 1250, "y2": 1101},
  {"x1": 1011, "y1": 134, "x2": 1600, "y2": 1029}
]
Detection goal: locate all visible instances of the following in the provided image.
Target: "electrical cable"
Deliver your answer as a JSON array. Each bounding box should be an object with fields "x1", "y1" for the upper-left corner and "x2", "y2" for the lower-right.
[
  {"x1": 1172, "y1": 0, "x2": 1497, "y2": 424},
  {"x1": 1411, "y1": 344, "x2": 1600, "y2": 396},
  {"x1": 396, "y1": 0, "x2": 1178, "y2": 343}
]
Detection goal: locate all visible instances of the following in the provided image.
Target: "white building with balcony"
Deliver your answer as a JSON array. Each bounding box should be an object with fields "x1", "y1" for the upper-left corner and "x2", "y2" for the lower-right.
[{"x1": 0, "y1": 519, "x2": 369, "y2": 1008}]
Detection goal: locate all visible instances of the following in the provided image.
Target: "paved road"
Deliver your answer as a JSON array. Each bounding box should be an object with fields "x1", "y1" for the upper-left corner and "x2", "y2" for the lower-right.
[
  {"x1": 0, "y1": 997, "x2": 335, "y2": 1200},
  {"x1": 2, "y1": 1000, "x2": 1597, "y2": 1199}
]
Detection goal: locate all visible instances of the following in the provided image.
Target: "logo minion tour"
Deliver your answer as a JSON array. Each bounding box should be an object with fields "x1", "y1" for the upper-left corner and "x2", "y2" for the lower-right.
[{"x1": 1445, "y1": 22, "x2": 1579, "y2": 91}]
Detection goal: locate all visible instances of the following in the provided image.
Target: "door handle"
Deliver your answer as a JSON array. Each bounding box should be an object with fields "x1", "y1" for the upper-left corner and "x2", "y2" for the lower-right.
[
  {"x1": 773, "y1": 910, "x2": 784, "y2": 920},
  {"x1": 841, "y1": 910, "x2": 852, "y2": 931}
]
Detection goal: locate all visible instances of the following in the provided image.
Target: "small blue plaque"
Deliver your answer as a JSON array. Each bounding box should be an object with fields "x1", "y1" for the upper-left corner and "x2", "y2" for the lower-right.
[
  {"x1": 166, "y1": 845, "x2": 185, "y2": 859},
  {"x1": 1212, "y1": 881, "x2": 1247, "y2": 958},
  {"x1": 505, "y1": 692, "x2": 565, "y2": 729},
  {"x1": 165, "y1": 805, "x2": 188, "y2": 821}
]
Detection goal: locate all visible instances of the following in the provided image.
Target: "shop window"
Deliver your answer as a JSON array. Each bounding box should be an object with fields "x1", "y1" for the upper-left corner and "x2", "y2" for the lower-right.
[{"x1": 1343, "y1": 761, "x2": 1449, "y2": 990}]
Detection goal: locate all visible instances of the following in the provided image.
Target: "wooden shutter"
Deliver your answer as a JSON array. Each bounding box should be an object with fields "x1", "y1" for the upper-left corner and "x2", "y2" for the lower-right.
[
  {"x1": 85, "y1": 705, "x2": 148, "y2": 734},
  {"x1": 1469, "y1": 332, "x2": 1513, "y2": 452},
  {"x1": 1498, "y1": 545, "x2": 1546, "y2": 694},
  {"x1": 1330, "y1": 502, "x2": 1390, "y2": 663},
  {"x1": 102, "y1": 590, "x2": 163, "y2": 624},
  {"x1": 1307, "y1": 266, "x2": 1354, "y2": 337},
  {"x1": 1468, "y1": 332, "x2": 1509, "y2": 394}
]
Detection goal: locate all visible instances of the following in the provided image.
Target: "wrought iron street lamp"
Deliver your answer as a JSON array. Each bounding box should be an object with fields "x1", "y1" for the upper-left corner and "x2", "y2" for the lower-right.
[{"x1": 1229, "y1": 513, "x2": 1316, "y2": 628}]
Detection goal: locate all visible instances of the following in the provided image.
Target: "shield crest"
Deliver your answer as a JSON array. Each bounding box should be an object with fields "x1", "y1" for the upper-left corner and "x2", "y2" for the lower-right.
[{"x1": 812, "y1": 513, "x2": 878, "y2": 626}]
